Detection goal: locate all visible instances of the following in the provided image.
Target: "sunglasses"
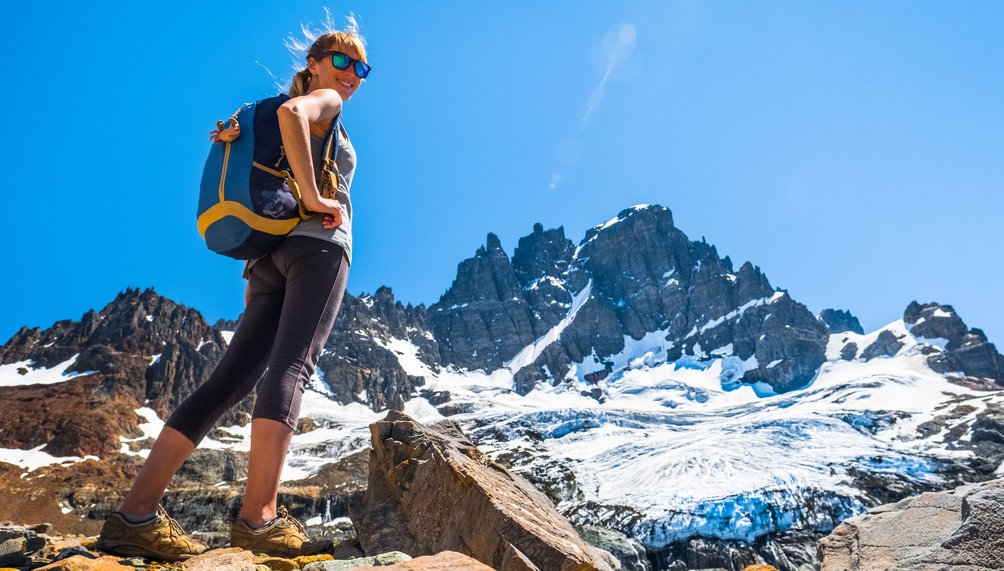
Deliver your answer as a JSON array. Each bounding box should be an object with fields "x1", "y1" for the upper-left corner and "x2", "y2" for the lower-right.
[{"x1": 326, "y1": 51, "x2": 372, "y2": 79}]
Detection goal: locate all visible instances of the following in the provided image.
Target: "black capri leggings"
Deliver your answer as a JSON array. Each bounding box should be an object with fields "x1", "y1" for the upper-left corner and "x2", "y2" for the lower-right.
[{"x1": 166, "y1": 236, "x2": 349, "y2": 444}]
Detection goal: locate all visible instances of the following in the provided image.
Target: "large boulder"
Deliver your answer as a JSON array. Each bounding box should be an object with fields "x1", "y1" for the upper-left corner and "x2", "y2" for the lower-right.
[
  {"x1": 351, "y1": 411, "x2": 616, "y2": 571},
  {"x1": 818, "y1": 478, "x2": 1004, "y2": 570}
]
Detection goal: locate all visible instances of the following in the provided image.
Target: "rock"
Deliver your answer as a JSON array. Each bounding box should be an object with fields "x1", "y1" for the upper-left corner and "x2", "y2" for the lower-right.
[
  {"x1": 331, "y1": 537, "x2": 366, "y2": 560},
  {"x1": 905, "y1": 301, "x2": 1004, "y2": 385},
  {"x1": 298, "y1": 417, "x2": 319, "y2": 434},
  {"x1": 173, "y1": 449, "x2": 248, "y2": 486},
  {"x1": 292, "y1": 553, "x2": 335, "y2": 567},
  {"x1": 53, "y1": 546, "x2": 98, "y2": 562},
  {"x1": 860, "y1": 330, "x2": 905, "y2": 360},
  {"x1": 0, "y1": 287, "x2": 239, "y2": 458},
  {"x1": 316, "y1": 290, "x2": 433, "y2": 412},
  {"x1": 818, "y1": 478, "x2": 1004, "y2": 570},
  {"x1": 818, "y1": 309, "x2": 864, "y2": 334},
  {"x1": 33, "y1": 554, "x2": 136, "y2": 570},
  {"x1": 0, "y1": 525, "x2": 46, "y2": 567},
  {"x1": 180, "y1": 547, "x2": 290, "y2": 571},
  {"x1": 302, "y1": 551, "x2": 412, "y2": 570},
  {"x1": 577, "y1": 526, "x2": 649, "y2": 571},
  {"x1": 351, "y1": 411, "x2": 615, "y2": 571},
  {"x1": 743, "y1": 566, "x2": 780, "y2": 571},
  {"x1": 350, "y1": 551, "x2": 493, "y2": 570},
  {"x1": 904, "y1": 302, "x2": 969, "y2": 345},
  {"x1": 429, "y1": 232, "x2": 539, "y2": 372}
]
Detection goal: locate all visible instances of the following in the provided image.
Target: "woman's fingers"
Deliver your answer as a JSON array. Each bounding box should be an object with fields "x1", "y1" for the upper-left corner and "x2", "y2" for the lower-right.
[{"x1": 321, "y1": 210, "x2": 342, "y2": 229}]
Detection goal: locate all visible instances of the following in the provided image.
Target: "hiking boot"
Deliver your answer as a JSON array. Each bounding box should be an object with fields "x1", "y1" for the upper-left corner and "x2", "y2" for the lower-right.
[
  {"x1": 96, "y1": 506, "x2": 207, "y2": 561},
  {"x1": 230, "y1": 506, "x2": 332, "y2": 557}
]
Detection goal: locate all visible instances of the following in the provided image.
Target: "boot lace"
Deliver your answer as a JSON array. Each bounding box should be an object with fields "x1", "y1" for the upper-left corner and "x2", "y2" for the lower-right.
[
  {"x1": 277, "y1": 506, "x2": 307, "y2": 536},
  {"x1": 158, "y1": 505, "x2": 187, "y2": 540}
]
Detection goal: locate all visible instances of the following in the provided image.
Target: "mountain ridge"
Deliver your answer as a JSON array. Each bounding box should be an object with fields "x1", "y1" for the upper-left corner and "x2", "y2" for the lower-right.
[{"x1": 3, "y1": 203, "x2": 1004, "y2": 571}]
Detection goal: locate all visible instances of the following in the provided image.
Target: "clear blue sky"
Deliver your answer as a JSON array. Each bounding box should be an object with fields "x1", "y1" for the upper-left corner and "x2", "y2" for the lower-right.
[{"x1": 2, "y1": 2, "x2": 1002, "y2": 346}]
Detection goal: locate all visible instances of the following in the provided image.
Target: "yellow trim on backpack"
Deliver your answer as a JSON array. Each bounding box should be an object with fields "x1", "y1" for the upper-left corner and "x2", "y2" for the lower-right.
[
  {"x1": 218, "y1": 141, "x2": 231, "y2": 202},
  {"x1": 197, "y1": 201, "x2": 301, "y2": 238}
]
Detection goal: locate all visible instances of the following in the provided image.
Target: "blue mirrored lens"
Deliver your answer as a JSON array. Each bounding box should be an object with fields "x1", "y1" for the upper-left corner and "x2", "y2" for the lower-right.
[{"x1": 353, "y1": 61, "x2": 371, "y2": 79}]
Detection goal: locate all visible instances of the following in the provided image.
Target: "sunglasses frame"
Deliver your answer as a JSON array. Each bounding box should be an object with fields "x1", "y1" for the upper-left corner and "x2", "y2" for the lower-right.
[{"x1": 326, "y1": 50, "x2": 372, "y2": 79}]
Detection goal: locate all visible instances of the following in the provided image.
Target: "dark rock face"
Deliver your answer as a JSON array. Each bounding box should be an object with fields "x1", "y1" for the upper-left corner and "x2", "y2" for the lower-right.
[
  {"x1": 577, "y1": 525, "x2": 651, "y2": 571},
  {"x1": 0, "y1": 525, "x2": 46, "y2": 567},
  {"x1": 516, "y1": 206, "x2": 825, "y2": 394},
  {"x1": 315, "y1": 288, "x2": 436, "y2": 412},
  {"x1": 905, "y1": 302, "x2": 1004, "y2": 384},
  {"x1": 0, "y1": 288, "x2": 232, "y2": 456},
  {"x1": 173, "y1": 449, "x2": 249, "y2": 486},
  {"x1": 818, "y1": 309, "x2": 864, "y2": 334},
  {"x1": 428, "y1": 233, "x2": 540, "y2": 372},
  {"x1": 648, "y1": 531, "x2": 818, "y2": 571},
  {"x1": 0, "y1": 205, "x2": 844, "y2": 432},
  {"x1": 511, "y1": 223, "x2": 578, "y2": 337},
  {"x1": 422, "y1": 205, "x2": 828, "y2": 395},
  {"x1": 860, "y1": 330, "x2": 906, "y2": 361}
]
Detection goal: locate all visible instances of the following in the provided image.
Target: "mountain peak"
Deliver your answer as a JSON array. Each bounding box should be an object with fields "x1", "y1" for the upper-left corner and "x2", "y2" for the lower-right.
[
  {"x1": 475, "y1": 232, "x2": 505, "y2": 257},
  {"x1": 819, "y1": 308, "x2": 865, "y2": 334}
]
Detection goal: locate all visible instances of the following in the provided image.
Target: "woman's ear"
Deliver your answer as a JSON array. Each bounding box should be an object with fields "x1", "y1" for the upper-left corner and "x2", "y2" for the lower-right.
[{"x1": 306, "y1": 57, "x2": 318, "y2": 77}]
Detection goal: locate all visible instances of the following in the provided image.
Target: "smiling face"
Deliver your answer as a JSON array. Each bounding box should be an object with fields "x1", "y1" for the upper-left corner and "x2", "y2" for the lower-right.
[{"x1": 308, "y1": 43, "x2": 364, "y2": 102}]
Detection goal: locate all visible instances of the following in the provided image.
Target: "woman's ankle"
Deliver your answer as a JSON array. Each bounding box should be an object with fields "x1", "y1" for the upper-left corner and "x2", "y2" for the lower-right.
[
  {"x1": 118, "y1": 500, "x2": 160, "y2": 517},
  {"x1": 238, "y1": 506, "x2": 277, "y2": 527}
]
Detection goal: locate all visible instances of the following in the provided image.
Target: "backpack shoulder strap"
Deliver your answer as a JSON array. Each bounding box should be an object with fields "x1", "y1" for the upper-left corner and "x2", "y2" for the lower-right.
[{"x1": 321, "y1": 114, "x2": 341, "y2": 173}]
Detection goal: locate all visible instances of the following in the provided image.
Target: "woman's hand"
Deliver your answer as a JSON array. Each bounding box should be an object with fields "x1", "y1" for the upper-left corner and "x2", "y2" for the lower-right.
[
  {"x1": 300, "y1": 195, "x2": 342, "y2": 228},
  {"x1": 322, "y1": 208, "x2": 342, "y2": 229}
]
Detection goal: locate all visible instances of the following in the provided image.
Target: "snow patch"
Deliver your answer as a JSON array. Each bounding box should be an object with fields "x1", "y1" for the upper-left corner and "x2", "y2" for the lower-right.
[
  {"x1": 0, "y1": 355, "x2": 95, "y2": 387},
  {"x1": 0, "y1": 445, "x2": 99, "y2": 472},
  {"x1": 506, "y1": 281, "x2": 593, "y2": 374}
]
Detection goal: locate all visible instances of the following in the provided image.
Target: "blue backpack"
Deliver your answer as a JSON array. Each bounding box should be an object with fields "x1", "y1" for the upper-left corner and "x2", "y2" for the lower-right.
[{"x1": 197, "y1": 94, "x2": 340, "y2": 259}]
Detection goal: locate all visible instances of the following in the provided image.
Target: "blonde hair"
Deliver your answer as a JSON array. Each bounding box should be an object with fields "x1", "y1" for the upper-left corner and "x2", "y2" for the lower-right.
[{"x1": 286, "y1": 11, "x2": 368, "y2": 98}]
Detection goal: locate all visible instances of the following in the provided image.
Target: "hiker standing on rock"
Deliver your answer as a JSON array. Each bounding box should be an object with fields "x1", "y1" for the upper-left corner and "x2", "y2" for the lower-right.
[{"x1": 97, "y1": 22, "x2": 370, "y2": 561}]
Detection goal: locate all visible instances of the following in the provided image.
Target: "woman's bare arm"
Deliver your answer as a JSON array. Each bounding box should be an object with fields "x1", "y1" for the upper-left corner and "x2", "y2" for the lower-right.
[{"x1": 277, "y1": 89, "x2": 343, "y2": 222}]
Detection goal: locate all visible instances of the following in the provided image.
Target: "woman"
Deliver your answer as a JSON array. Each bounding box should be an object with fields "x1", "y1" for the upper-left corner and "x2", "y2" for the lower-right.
[{"x1": 96, "y1": 26, "x2": 371, "y2": 560}]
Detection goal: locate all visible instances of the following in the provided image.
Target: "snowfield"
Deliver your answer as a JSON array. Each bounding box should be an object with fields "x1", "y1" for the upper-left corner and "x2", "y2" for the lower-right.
[{"x1": 4, "y1": 316, "x2": 1001, "y2": 549}]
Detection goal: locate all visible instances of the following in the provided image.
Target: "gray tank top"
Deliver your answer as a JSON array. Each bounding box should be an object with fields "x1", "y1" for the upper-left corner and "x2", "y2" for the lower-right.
[
  {"x1": 287, "y1": 122, "x2": 356, "y2": 264},
  {"x1": 244, "y1": 122, "x2": 355, "y2": 278}
]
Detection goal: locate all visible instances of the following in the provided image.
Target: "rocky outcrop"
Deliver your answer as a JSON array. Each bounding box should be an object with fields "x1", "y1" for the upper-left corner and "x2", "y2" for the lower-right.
[
  {"x1": 819, "y1": 309, "x2": 864, "y2": 334},
  {"x1": 429, "y1": 233, "x2": 540, "y2": 371},
  {"x1": 577, "y1": 526, "x2": 650, "y2": 571},
  {"x1": 0, "y1": 205, "x2": 848, "y2": 435},
  {"x1": 905, "y1": 301, "x2": 1004, "y2": 385},
  {"x1": 860, "y1": 330, "x2": 906, "y2": 361},
  {"x1": 818, "y1": 477, "x2": 1004, "y2": 570},
  {"x1": 351, "y1": 411, "x2": 615, "y2": 571},
  {"x1": 0, "y1": 288, "x2": 236, "y2": 457},
  {"x1": 425, "y1": 206, "x2": 829, "y2": 395},
  {"x1": 316, "y1": 288, "x2": 436, "y2": 412},
  {"x1": 0, "y1": 375, "x2": 140, "y2": 457},
  {"x1": 0, "y1": 524, "x2": 47, "y2": 567},
  {"x1": 341, "y1": 551, "x2": 494, "y2": 570}
]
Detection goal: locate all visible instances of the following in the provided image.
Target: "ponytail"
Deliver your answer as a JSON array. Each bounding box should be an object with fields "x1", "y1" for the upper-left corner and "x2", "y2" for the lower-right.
[{"x1": 288, "y1": 68, "x2": 313, "y2": 98}]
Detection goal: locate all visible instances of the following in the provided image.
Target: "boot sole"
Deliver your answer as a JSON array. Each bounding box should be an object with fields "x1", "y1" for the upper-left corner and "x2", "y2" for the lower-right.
[
  {"x1": 95, "y1": 540, "x2": 202, "y2": 562},
  {"x1": 230, "y1": 538, "x2": 333, "y2": 558}
]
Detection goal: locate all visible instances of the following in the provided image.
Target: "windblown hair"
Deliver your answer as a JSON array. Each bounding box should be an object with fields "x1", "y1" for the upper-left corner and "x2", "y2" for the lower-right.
[{"x1": 286, "y1": 11, "x2": 368, "y2": 97}]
